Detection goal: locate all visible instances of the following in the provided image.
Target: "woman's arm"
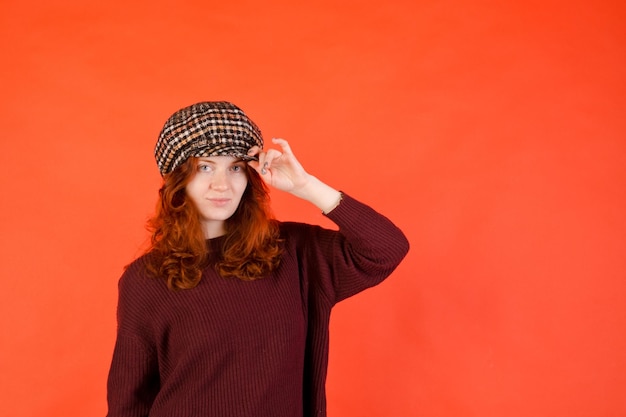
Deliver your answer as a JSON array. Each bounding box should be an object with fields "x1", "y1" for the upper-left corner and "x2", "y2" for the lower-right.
[
  {"x1": 247, "y1": 138, "x2": 342, "y2": 213},
  {"x1": 250, "y1": 138, "x2": 409, "y2": 302},
  {"x1": 106, "y1": 270, "x2": 159, "y2": 417}
]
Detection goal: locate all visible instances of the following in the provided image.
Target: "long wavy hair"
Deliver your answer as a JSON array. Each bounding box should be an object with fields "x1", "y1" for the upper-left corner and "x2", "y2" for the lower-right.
[{"x1": 145, "y1": 157, "x2": 283, "y2": 290}]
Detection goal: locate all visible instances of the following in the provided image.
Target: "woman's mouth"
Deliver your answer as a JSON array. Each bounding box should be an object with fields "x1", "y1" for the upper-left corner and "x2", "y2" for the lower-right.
[{"x1": 208, "y1": 198, "x2": 231, "y2": 207}]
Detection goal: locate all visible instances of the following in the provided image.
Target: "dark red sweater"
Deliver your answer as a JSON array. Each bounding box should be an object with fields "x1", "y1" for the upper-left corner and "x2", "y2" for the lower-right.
[{"x1": 106, "y1": 194, "x2": 409, "y2": 417}]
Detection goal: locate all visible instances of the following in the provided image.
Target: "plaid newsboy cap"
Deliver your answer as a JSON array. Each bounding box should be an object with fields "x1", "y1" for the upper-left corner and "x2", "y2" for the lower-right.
[{"x1": 154, "y1": 101, "x2": 263, "y2": 175}]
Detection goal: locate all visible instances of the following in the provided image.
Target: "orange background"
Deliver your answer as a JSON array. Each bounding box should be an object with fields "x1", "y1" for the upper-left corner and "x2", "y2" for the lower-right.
[{"x1": 1, "y1": 0, "x2": 625, "y2": 416}]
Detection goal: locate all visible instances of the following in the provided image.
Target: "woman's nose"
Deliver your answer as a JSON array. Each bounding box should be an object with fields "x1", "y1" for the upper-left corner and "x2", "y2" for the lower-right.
[{"x1": 210, "y1": 171, "x2": 229, "y2": 190}]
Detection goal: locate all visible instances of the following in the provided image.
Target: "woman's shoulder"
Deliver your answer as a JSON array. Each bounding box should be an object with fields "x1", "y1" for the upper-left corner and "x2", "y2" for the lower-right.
[
  {"x1": 118, "y1": 252, "x2": 163, "y2": 291},
  {"x1": 123, "y1": 251, "x2": 152, "y2": 274}
]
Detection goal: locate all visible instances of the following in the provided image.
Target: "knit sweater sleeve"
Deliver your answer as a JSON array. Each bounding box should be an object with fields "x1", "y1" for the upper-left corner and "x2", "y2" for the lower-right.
[
  {"x1": 106, "y1": 261, "x2": 160, "y2": 417},
  {"x1": 303, "y1": 193, "x2": 410, "y2": 304}
]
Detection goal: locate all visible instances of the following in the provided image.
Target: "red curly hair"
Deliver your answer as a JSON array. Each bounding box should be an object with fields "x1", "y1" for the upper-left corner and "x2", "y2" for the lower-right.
[{"x1": 145, "y1": 157, "x2": 282, "y2": 290}]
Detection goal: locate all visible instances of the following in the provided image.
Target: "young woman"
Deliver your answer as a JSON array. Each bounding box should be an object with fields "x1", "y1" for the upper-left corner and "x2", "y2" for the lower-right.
[{"x1": 106, "y1": 101, "x2": 409, "y2": 417}]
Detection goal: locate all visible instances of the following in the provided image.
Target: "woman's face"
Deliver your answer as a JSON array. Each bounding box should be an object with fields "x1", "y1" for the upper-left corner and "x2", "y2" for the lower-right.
[{"x1": 185, "y1": 156, "x2": 249, "y2": 238}]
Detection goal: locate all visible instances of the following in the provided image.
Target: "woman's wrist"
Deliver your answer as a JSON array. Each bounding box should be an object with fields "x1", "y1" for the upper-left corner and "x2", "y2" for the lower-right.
[{"x1": 291, "y1": 175, "x2": 342, "y2": 213}]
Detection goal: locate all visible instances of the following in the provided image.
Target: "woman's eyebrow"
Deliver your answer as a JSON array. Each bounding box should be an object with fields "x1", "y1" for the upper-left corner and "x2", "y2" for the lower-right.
[{"x1": 197, "y1": 158, "x2": 245, "y2": 166}]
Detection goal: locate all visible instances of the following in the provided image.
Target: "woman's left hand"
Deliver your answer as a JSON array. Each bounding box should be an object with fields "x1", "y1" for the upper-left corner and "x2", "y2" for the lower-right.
[{"x1": 247, "y1": 138, "x2": 311, "y2": 194}]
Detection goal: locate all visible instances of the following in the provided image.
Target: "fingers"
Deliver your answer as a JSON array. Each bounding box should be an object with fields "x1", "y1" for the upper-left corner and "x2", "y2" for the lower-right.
[
  {"x1": 246, "y1": 138, "x2": 293, "y2": 176},
  {"x1": 271, "y1": 137, "x2": 292, "y2": 155},
  {"x1": 259, "y1": 148, "x2": 284, "y2": 174},
  {"x1": 247, "y1": 145, "x2": 261, "y2": 158},
  {"x1": 247, "y1": 148, "x2": 281, "y2": 176}
]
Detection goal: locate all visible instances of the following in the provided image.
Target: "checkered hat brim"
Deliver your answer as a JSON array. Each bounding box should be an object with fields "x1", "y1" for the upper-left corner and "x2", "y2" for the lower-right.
[{"x1": 154, "y1": 101, "x2": 264, "y2": 175}]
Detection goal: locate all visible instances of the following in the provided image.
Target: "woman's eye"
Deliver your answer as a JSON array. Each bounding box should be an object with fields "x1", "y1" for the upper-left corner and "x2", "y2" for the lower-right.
[
  {"x1": 231, "y1": 164, "x2": 244, "y2": 172},
  {"x1": 197, "y1": 164, "x2": 212, "y2": 172}
]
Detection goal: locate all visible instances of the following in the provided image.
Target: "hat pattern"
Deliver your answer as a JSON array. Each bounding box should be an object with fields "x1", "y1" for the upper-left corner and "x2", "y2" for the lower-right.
[{"x1": 154, "y1": 101, "x2": 263, "y2": 175}]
